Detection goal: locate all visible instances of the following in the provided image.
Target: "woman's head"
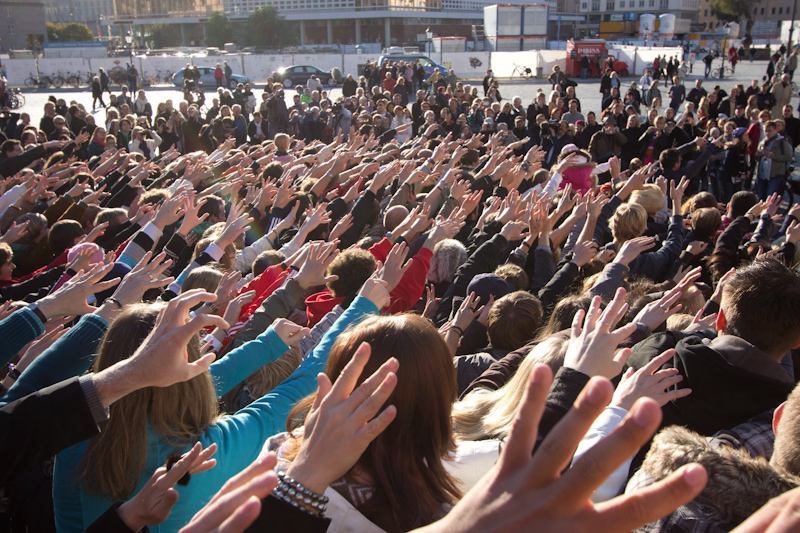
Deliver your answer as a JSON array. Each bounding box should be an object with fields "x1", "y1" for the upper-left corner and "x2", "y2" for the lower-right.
[
  {"x1": 274, "y1": 133, "x2": 290, "y2": 152},
  {"x1": 630, "y1": 184, "x2": 666, "y2": 217},
  {"x1": 452, "y1": 334, "x2": 569, "y2": 442},
  {"x1": 288, "y1": 314, "x2": 460, "y2": 531},
  {"x1": 83, "y1": 304, "x2": 217, "y2": 500},
  {"x1": 182, "y1": 266, "x2": 223, "y2": 295},
  {"x1": 0, "y1": 242, "x2": 14, "y2": 281},
  {"x1": 427, "y1": 239, "x2": 468, "y2": 285}
]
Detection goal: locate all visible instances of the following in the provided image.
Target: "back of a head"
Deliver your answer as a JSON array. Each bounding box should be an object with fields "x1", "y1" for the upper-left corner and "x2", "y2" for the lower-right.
[
  {"x1": 729, "y1": 190, "x2": 759, "y2": 219},
  {"x1": 289, "y1": 314, "x2": 459, "y2": 531},
  {"x1": 260, "y1": 161, "x2": 284, "y2": 181},
  {"x1": 182, "y1": 266, "x2": 223, "y2": 294},
  {"x1": 252, "y1": 250, "x2": 284, "y2": 277},
  {"x1": 84, "y1": 304, "x2": 217, "y2": 500},
  {"x1": 683, "y1": 191, "x2": 718, "y2": 216},
  {"x1": 49, "y1": 219, "x2": 84, "y2": 257},
  {"x1": 487, "y1": 291, "x2": 543, "y2": 351},
  {"x1": 611, "y1": 203, "x2": 648, "y2": 242},
  {"x1": 494, "y1": 263, "x2": 529, "y2": 292},
  {"x1": 691, "y1": 207, "x2": 722, "y2": 241},
  {"x1": 540, "y1": 294, "x2": 593, "y2": 338},
  {"x1": 722, "y1": 258, "x2": 800, "y2": 357},
  {"x1": 427, "y1": 239, "x2": 467, "y2": 285},
  {"x1": 326, "y1": 249, "x2": 376, "y2": 297},
  {"x1": 630, "y1": 185, "x2": 666, "y2": 217},
  {"x1": 453, "y1": 333, "x2": 568, "y2": 442}
]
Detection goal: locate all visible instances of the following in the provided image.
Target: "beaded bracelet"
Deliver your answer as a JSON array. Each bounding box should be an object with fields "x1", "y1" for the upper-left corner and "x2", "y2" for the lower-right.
[{"x1": 273, "y1": 472, "x2": 328, "y2": 517}]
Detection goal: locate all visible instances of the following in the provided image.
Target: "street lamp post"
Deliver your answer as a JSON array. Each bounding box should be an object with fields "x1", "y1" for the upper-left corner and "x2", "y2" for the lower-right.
[{"x1": 426, "y1": 27, "x2": 433, "y2": 55}]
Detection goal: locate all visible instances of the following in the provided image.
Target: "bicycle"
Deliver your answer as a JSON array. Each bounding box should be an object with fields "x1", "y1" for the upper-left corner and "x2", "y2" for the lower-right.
[
  {"x1": 65, "y1": 71, "x2": 84, "y2": 88},
  {"x1": 511, "y1": 63, "x2": 534, "y2": 79},
  {"x1": 712, "y1": 65, "x2": 733, "y2": 79},
  {"x1": 23, "y1": 72, "x2": 56, "y2": 89},
  {"x1": 9, "y1": 88, "x2": 25, "y2": 109}
]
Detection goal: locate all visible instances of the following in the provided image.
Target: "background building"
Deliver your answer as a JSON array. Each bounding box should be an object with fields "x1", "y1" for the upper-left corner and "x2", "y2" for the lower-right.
[
  {"x1": 44, "y1": 0, "x2": 114, "y2": 31},
  {"x1": 109, "y1": 0, "x2": 580, "y2": 47},
  {"x1": 0, "y1": 0, "x2": 47, "y2": 52},
  {"x1": 575, "y1": 0, "x2": 697, "y2": 39}
]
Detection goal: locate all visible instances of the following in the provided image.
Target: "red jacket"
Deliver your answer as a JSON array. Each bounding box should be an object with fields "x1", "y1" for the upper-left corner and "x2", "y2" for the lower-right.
[{"x1": 305, "y1": 237, "x2": 433, "y2": 326}]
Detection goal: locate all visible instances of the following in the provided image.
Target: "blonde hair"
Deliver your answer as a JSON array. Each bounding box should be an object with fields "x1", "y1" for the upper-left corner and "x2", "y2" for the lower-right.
[
  {"x1": 452, "y1": 335, "x2": 569, "y2": 441},
  {"x1": 666, "y1": 313, "x2": 694, "y2": 331},
  {"x1": 82, "y1": 304, "x2": 218, "y2": 500},
  {"x1": 630, "y1": 184, "x2": 666, "y2": 217},
  {"x1": 610, "y1": 202, "x2": 648, "y2": 241}
]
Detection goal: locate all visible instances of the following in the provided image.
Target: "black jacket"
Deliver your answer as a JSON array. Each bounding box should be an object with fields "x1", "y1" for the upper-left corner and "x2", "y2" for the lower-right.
[
  {"x1": 0, "y1": 376, "x2": 101, "y2": 487},
  {"x1": 628, "y1": 332, "x2": 794, "y2": 437}
]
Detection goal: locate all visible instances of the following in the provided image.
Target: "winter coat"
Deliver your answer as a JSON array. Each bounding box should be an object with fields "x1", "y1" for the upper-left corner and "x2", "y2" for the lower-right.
[{"x1": 630, "y1": 424, "x2": 799, "y2": 532}]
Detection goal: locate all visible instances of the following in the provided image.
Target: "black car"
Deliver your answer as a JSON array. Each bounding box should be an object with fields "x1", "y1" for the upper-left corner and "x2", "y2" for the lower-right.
[{"x1": 272, "y1": 65, "x2": 337, "y2": 88}]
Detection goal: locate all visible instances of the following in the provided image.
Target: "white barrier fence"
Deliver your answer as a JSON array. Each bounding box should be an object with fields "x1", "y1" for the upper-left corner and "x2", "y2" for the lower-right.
[{"x1": 2, "y1": 47, "x2": 680, "y2": 86}]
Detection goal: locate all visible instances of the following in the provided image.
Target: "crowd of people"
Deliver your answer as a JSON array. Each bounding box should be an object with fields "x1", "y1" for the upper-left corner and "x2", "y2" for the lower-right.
[{"x1": 2, "y1": 48, "x2": 800, "y2": 533}]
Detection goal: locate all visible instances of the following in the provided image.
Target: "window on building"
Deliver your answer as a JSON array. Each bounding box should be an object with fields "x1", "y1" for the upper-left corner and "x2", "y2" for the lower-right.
[
  {"x1": 649, "y1": 0, "x2": 654, "y2": 5},
  {"x1": 592, "y1": 0, "x2": 600, "y2": 9},
  {"x1": 760, "y1": 7, "x2": 764, "y2": 14},
  {"x1": 582, "y1": 2, "x2": 587, "y2": 7},
  {"x1": 607, "y1": 0, "x2": 615, "y2": 8},
  {"x1": 8, "y1": 25, "x2": 13, "y2": 35},
  {"x1": 772, "y1": 7, "x2": 776, "y2": 14},
  {"x1": 639, "y1": 0, "x2": 644, "y2": 5},
  {"x1": 780, "y1": 7, "x2": 783, "y2": 13},
  {"x1": 703, "y1": 8, "x2": 707, "y2": 15}
]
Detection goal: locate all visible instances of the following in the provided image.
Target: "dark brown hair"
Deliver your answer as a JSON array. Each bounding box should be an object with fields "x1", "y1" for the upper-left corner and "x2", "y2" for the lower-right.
[
  {"x1": 722, "y1": 258, "x2": 800, "y2": 356},
  {"x1": 286, "y1": 314, "x2": 460, "y2": 532},
  {"x1": 487, "y1": 291, "x2": 543, "y2": 351}
]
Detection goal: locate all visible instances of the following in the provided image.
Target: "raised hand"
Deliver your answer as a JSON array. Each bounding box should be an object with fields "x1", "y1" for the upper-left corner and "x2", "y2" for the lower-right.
[
  {"x1": 563, "y1": 288, "x2": 637, "y2": 379},
  {"x1": 270, "y1": 318, "x2": 311, "y2": 346},
  {"x1": 611, "y1": 349, "x2": 691, "y2": 411},
  {"x1": 294, "y1": 242, "x2": 340, "y2": 289},
  {"x1": 95, "y1": 290, "x2": 229, "y2": 406},
  {"x1": 117, "y1": 443, "x2": 218, "y2": 532},
  {"x1": 419, "y1": 366, "x2": 707, "y2": 533},
  {"x1": 286, "y1": 342, "x2": 398, "y2": 494},
  {"x1": 613, "y1": 236, "x2": 656, "y2": 266},
  {"x1": 36, "y1": 263, "x2": 119, "y2": 319},
  {"x1": 180, "y1": 453, "x2": 279, "y2": 533},
  {"x1": 375, "y1": 242, "x2": 411, "y2": 293},
  {"x1": 178, "y1": 196, "x2": 209, "y2": 238}
]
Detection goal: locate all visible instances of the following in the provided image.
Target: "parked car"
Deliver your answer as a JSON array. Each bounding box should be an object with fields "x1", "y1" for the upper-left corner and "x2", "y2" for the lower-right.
[
  {"x1": 272, "y1": 65, "x2": 337, "y2": 88},
  {"x1": 171, "y1": 66, "x2": 249, "y2": 89},
  {"x1": 376, "y1": 53, "x2": 448, "y2": 81}
]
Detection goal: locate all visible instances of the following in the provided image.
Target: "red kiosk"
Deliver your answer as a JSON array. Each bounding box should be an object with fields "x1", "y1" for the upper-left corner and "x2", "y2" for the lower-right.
[{"x1": 566, "y1": 39, "x2": 629, "y2": 78}]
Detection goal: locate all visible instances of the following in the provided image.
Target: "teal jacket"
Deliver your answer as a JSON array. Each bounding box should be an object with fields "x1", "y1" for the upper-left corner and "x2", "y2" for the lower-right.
[
  {"x1": 0, "y1": 307, "x2": 46, "y2": 368},
  {"x1": 53, "y1": 295, "x2": 378, "y2": 532}
]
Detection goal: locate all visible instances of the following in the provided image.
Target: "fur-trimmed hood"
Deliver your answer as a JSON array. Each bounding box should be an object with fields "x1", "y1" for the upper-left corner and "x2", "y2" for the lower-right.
[{"x1": 642, "y1": 426, "x2": 800, "y2": 521}]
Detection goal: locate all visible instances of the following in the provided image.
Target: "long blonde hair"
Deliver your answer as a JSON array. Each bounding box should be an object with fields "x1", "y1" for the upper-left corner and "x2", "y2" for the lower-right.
[
  {"x1": 82, "y1": 303, "x2": 218, "y2": 500},
  {"x1": 452, "y1": 335, "x2": 569, "y2": 442}
]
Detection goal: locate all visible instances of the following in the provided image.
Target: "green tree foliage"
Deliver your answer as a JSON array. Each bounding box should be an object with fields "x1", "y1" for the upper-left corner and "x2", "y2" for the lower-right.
[
  {"x1": 205, "y1": 11, "x2": 231, "y2": 48},
  {"x1": 46, "y1": 22, "x2": 94, "y2": 42},
  {"x1": 710, "y1": 0, "x2": 758, "y2": 22},
  {"x1": 244, "y1": 6, "x2": 297, "y2": 48},
  {"x1": 150, "y1": 23, "x2": 181, "y2": 48}
]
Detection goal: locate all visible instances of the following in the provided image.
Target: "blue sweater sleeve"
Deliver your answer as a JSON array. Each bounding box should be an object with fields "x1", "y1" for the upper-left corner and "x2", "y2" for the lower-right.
[
  {"x1": 1, "y1": 314, "x2": 108, "y2": 408},
  {"x1": 209, "y1": 327, "x2": 290, "y2": 397},
  {"x1": 0, "y1": 307, "x2": 45, "y2": 366},
  {"x1": 203, "y1": 295, "x2": 379, "y2": 481}
]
